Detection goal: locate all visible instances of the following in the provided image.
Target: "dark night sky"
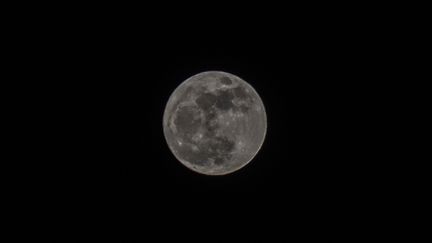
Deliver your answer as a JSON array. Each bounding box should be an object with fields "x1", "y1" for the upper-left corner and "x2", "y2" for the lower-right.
[
  {"x1": 66, "y1": 35, "x2": 370, "y2": 238},
  {"x1": 31, "y1": 8, "x2": 394, "y2": 240}
]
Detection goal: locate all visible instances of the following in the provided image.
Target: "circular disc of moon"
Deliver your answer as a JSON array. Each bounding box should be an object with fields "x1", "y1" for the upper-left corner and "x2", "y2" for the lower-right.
[{"x1": 163, "y1": 71, "x2": 267, "y2": 175}]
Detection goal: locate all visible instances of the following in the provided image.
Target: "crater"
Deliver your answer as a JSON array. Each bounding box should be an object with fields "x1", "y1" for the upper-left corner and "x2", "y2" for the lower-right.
[
  {"x1": 214, "y1": 157, "x2": 225, "y2": 165},
  {"x1": 238, "y1": 104, "x2": 250, "y2": 113},
  {"x1": 233, "y1": 86, "x2": 249, "y2": 100},
  {"x1": 176, "y1": 144, "x2": 210, "y2": 166},
  {"x1": 176, "y1": 134, "x2": 235, "y2": 167},
  {"x1": 220, "y1": 77, "x2": 232, "y2": 85},
  {"x1": 212, "y1": 136, "x2": 235, "y2": 154}
]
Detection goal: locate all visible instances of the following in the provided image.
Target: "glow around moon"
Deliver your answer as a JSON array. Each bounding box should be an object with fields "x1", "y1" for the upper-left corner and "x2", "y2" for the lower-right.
[{"x1": 163, "y1": 71, "x2": 267, "y2": 175}]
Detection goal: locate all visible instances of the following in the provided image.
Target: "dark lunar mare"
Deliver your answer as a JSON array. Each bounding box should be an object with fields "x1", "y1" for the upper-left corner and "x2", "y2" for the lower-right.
[
  {"x1": 172, "y1": 86, "x2": 241, "y2": 166},
  {"x1": 215, "y1": 90, "x2": 235, "y2": 110},
  {"x1": 174, "y1": 105, "x2": 201, "y2": 136},
  {"x1": 219, "y1": 77, "x2": 232, "y2": 85}
]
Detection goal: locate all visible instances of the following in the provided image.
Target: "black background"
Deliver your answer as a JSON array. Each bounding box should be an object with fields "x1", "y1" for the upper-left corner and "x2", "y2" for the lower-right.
[{"x1": 26, "y1": 5, "x2": 397, "y2": 241}]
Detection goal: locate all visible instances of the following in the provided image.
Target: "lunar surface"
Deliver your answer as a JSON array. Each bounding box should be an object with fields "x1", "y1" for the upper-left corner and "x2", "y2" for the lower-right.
[{"x1": 163, "y1": 71, "x2": 267, "y2": 175}]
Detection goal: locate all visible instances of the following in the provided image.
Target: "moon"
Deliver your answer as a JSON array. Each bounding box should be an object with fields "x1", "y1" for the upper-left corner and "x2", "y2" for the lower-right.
[{"x1": 163, "y1": 71, "x2": 267, "y2": 175}]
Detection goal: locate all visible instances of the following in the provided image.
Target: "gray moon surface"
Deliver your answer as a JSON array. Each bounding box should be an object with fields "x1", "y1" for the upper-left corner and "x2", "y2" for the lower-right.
[{"x1": 163, "y1": 71, "x2": 267, "y2": 175}]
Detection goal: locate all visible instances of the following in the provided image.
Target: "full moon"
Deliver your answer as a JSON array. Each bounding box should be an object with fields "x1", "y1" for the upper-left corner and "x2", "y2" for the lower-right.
[{"x1": 163, "y1": 71, "x2": 267, "y2": 175}]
